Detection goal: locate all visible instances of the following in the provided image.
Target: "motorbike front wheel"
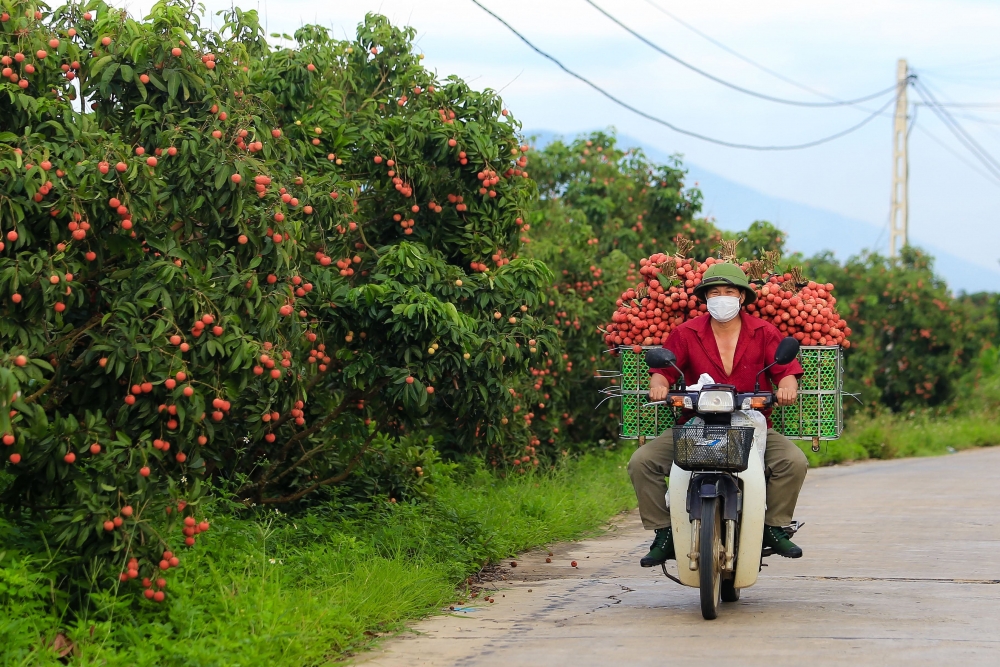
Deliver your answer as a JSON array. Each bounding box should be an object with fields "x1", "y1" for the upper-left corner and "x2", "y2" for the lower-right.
[{"x1": 699, "y1": 496, "x2": 722, "y2": 620}]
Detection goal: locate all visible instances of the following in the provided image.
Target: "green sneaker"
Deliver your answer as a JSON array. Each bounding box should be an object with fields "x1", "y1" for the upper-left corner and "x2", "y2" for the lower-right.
[
  {"x1": 640, "y1": 527, "x2": 675, "y2": 567},
  {"x1": 763, "y1": 525, "x2": 803, "y2": 558}
]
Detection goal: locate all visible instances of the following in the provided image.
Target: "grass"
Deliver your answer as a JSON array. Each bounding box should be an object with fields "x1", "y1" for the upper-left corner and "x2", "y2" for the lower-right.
[
  {"x1": 0, "y1": 447, "x2": 637, "y2": 667},
  {"x1": 5, "y1": 401, "x2": 999, "y2": 666},
  {"x1": 800, "y1": 409, "x2": 1000, "y2": 467}
]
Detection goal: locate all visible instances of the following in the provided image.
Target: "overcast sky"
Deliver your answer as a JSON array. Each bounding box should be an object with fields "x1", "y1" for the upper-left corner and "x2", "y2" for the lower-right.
[{"x1": 117, "y1": 0, "x2": 1000, "y2": 274}]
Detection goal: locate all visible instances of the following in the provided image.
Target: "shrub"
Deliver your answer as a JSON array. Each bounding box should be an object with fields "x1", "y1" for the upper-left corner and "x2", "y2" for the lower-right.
[
  {"x1": 0, "y1": 1, "x2": 553, "y2": 603},
  {"x1": 803, "y1": 247, "x2": 994, "y2": 411}
]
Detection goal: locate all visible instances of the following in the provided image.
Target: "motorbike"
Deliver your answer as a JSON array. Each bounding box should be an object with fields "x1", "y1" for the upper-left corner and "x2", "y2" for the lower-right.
[{"x1": 643, "y1": 337, "x2": 802, "y2": 620}]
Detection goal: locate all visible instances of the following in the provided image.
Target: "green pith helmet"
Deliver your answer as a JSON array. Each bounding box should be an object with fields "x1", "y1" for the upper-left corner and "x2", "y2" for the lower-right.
[{"x1": 693, "y1": 262, "x2": 757, "y2": 305}]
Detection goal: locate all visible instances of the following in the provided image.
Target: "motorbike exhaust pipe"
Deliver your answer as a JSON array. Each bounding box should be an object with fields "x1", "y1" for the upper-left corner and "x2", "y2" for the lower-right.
[
  {"x1": 689, "y1": 519, "x2": 700, "y2": 571},
  {"x1": 724, "y1": 519, "x2": 736, "y2": 571}
]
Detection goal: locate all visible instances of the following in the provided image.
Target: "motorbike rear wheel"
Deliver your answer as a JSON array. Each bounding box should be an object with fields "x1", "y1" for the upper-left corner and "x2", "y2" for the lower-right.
[{"x1": 699, "y1": 497, "x2": 722, "y2": 620}]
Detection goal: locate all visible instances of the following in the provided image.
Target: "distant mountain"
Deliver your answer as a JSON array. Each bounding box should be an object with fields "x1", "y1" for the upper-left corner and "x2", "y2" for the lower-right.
[{"x1": 527, "y1": 129, "x2": 1000, "y2": 294}]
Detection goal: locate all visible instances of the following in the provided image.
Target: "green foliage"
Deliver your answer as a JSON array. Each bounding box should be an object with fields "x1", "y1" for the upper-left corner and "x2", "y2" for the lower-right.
[
  {"x1": 520, "y1": 128, "x2": 999, "y2": 454},
  {"x1": 0, "y1": 1, "x2": 555, "y2": 607},
  {"x1": 727, "y1": 220, "x2": 786, "y2": 259},
  {"x1": 803, "y1": 247, "x2": 996, "y2": 411},
  {"x1": 0, "y1": 447, "x2": 636, "y2": 665},
  {"x1": 517, "y1": 130, "x2": 714, "y2": 447}
]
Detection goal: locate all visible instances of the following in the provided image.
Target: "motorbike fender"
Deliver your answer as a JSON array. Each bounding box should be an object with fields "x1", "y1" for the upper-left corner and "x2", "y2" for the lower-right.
[
  {"x1": 733, "y1": 438, "x2": 767, "y2": 589},
  {"x1": 668, "y1": 463, "x2": 699, "y2": 587},
  {"x1": 685, "y1": 474, "x2": 740, "y2": 523}
]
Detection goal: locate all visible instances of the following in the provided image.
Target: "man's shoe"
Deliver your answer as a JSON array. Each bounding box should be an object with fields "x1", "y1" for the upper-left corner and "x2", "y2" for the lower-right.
[
  {"x1": 640, "y1": 527, "x2": 675, "y2": 567},
  {"x1": 763, "y1": 525, "x2": 803, "y2": 558}
]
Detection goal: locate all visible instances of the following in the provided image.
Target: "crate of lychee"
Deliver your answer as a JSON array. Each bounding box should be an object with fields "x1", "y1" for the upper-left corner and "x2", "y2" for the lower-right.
[{"x1": 601, "y1": 245, "x2": 849, "y2": 442}]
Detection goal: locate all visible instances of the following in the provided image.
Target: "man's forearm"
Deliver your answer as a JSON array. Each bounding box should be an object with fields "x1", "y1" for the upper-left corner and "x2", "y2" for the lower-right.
[
  {"x1": 648, "y1": 371, "x2": 671, "y2": 400},
  {"x1": 775, "y1": 375, "x2": 798, "y2": 406}
]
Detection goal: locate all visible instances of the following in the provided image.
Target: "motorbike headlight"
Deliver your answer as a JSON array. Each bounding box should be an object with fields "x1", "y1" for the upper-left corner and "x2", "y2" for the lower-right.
[{"x1": 698, "y1": 389, "x2": 734, "y2": 413}]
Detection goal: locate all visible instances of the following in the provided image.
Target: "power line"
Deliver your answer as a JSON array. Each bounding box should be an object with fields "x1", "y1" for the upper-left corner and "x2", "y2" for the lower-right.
[
  {"x1": 907, "y1": 74, "x2": 1000, "y2": 185},
  {"x1": 915, "y1": 59, "x2": 1000, "y2": 87},
  {"x1": 914, "y1": 93, "x2": 1000, "y2": 183},
  {"x1": 911, "y1": 77, "x2": 1000, "y2": 182},
  {"x1": 584, "y1": 0, "x2": 898, "y2": 108},
  {"x1": 920, "y1": 56, "x2": 1000, "y2": 71},
  {"x1": 914, "y1": 123, "x2": 1000, "y2": 187},
  {"x1": 915, "y1": 76, "x2": 1000, "y2": 91},
  {"x1": 641, "y1": 0, "x2": 1000, "y2": 135},
  {"x1": 915, "y1": 102, "x2": 1000, "y2": 109},
  {"x1": 914, "y1": 76, "x2": 1000, "y2": 144},
  {"x1": 469, "y1": 0, "x2": 895, "y2": 151},
  {"x1": 639, "y1": 0, "x2": 841, "y2": 103},
  {"x1": 917, "y1": 74, "x2": 1000, "y2": 118},
  {"x1": 872, "y1": 210, "x2": 891, "y2": 252},
  {"x1": 946, "y1": 112, "x2": 1000, "y2": 131}
]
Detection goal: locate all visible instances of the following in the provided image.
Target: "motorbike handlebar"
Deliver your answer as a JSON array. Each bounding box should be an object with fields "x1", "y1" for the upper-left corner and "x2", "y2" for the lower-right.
[{"x1": 642, "y1": 391, "x2": 776, "y2": 411}]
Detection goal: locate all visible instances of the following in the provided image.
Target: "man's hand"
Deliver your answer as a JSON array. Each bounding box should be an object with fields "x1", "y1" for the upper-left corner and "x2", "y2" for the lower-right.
[
  {"x1": 776, "y1": 375, "x2": 798, "y2": 406},
  {"x1": 648, "y1": 373, "x2": 670, "y2": 402}
]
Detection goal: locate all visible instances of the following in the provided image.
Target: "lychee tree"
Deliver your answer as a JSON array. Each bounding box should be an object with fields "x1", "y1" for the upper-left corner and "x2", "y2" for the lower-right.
[
  {"x1": 803, "y1": 247, "x2": 984, "y2": 411},
  {"x1": 247, "y1": 15, "x2": 555, "y2": 466},
  {"x1": 0, "y1": 1, "x2": 553, "y2": 602},
  {"x1": 517, "y1": 132, "x2": 716, "y2": 449}
]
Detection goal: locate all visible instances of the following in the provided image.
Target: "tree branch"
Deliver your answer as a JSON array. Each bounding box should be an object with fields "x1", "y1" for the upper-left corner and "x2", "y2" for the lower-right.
[
  {"x1": 357, "y1": 222, "x2": 380, "y2": 257},
  {"x1": 237, "y1": 379, "x2": 390, "y2": 499},
  {"x1": 23, "y1": 375, "x2": 56, "y2": 405},
  {"x1": 268, "y1": 441, "x2": 330, "y2": 486},
  {"x1": 235, "y1": 400, "x2": 350, "y2": 498},
  {"x1": 52, "y1": 313, "x2": 103, "y2": 349},
  {"x1": 257, "y1": 432, "x2": 376, "y2": 505}
]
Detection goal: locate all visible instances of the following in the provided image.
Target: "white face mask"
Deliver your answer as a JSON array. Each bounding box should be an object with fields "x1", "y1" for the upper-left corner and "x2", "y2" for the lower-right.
[{"x1": 707, "y1": 295, "x2": 741, "y2": 323}]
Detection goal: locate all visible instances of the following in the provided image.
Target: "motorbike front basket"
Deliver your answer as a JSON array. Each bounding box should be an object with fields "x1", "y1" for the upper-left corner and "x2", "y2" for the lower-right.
[{"x1": 672, "y1": 425, "x2": 755, "y2": 472}]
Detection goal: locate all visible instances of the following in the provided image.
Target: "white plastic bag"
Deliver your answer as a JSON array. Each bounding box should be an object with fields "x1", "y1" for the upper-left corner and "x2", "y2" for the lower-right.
[
  {"x1": 731, "y1": 409, "x2": 768, "y2": 464},
  {"x1": 684, "y1": 373, "x2": 716, "y2": 391}
]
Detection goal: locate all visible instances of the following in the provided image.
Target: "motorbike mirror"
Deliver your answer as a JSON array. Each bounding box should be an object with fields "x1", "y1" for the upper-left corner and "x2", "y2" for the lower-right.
[
  {"x1": 774, "y1": 337, "x2": 801, "y2": 366},
  {"x1": 645, "y1": 347, "x2": 676, "y2": 369}
]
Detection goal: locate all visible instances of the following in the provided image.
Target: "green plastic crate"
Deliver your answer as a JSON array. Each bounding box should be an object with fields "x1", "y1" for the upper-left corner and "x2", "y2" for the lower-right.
[
  {"x1": 618, "y1": 346, "x2": 677, "y2": 439},
  {"x1": 772, "y1": 346, "x2": 843, "y2": 440},
  {"x1": 617, "y1": 345, "x2": 843, "y2": 440}
]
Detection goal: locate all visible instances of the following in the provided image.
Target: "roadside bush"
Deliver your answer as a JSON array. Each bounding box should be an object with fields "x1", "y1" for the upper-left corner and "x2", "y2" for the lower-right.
[
  {"x1": 803, "y1": 247, "x2": 994, "y2": 411},
  {"x1": 0, "y1": 1, "x2": 552, "y2": 605}
]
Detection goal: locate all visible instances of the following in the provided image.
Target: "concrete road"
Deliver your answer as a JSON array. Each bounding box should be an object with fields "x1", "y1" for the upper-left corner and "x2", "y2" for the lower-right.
[{"x1": 358, "y1": 447, "x2": 1000, "y2": 666}]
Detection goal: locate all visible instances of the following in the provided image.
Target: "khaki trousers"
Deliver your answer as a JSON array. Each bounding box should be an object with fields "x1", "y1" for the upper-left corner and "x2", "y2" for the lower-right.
[{"x1": 627, "y1": 428, "x2": 808, "y2": 530}]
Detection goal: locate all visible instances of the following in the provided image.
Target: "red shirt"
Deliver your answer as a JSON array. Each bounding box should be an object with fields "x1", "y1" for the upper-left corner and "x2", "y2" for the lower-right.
[{"x1": 649, "y1": 312, "x2": 803, "y2": 427}]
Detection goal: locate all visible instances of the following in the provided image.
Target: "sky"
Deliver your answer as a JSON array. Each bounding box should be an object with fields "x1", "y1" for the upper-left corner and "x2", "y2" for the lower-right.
[{"x1": 114, "y1": 0, "x2": 1000, "y2": 280}]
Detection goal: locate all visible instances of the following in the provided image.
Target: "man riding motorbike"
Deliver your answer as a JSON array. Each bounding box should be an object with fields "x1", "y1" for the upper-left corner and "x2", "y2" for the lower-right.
[{"x1": 627, "y1": 262, "x2": 809, "y2": 567}]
